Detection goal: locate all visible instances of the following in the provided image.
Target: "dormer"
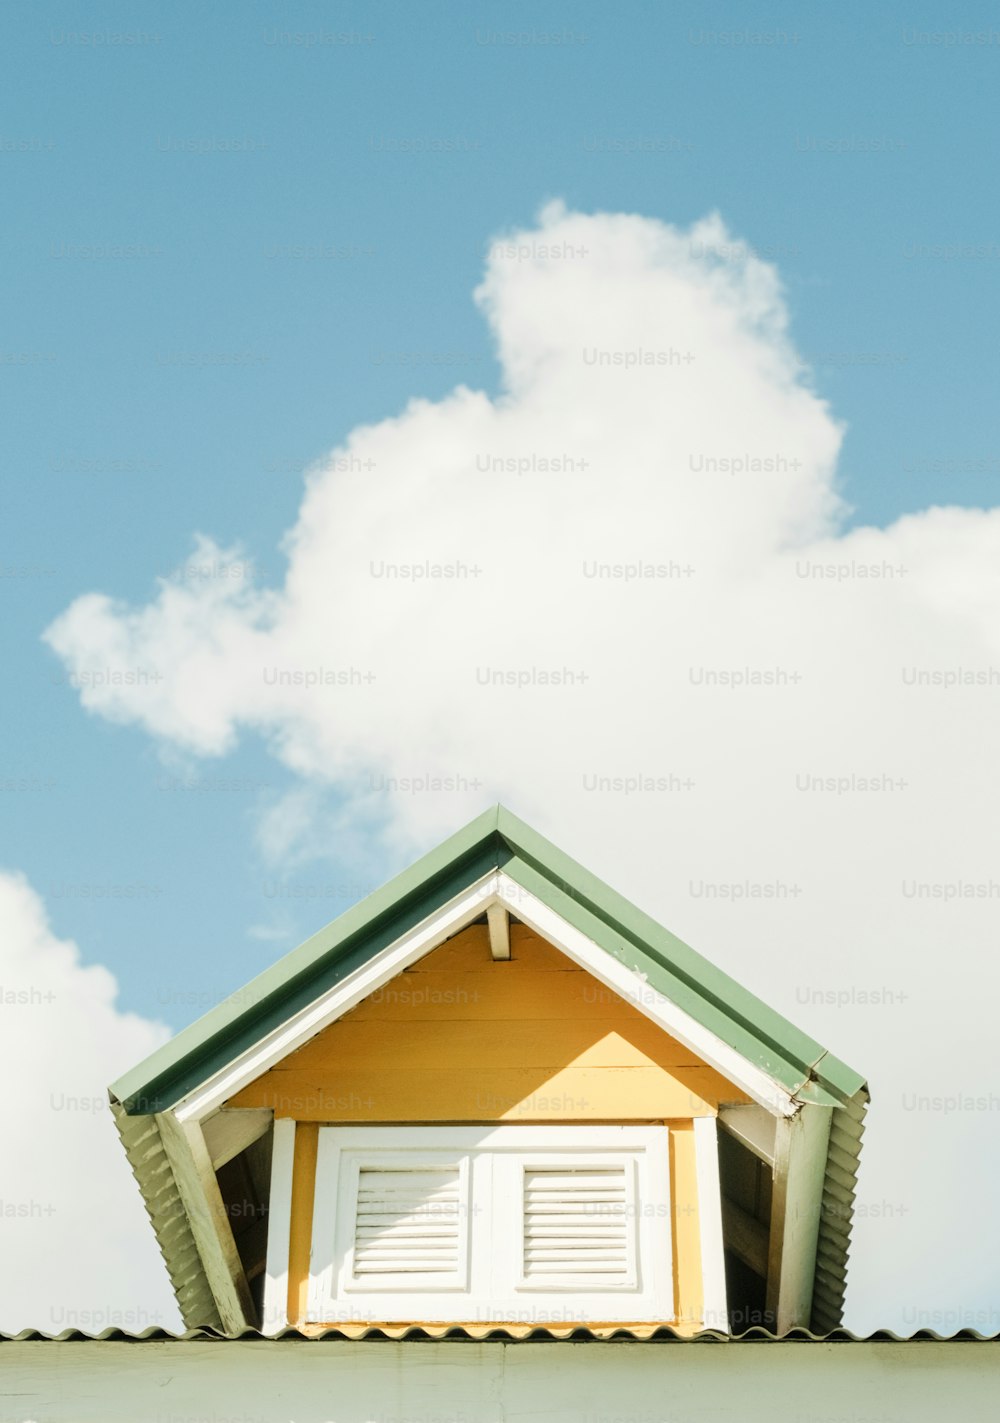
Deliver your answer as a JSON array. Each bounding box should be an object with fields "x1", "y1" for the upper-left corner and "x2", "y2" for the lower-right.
[{"x1": 110, "y1": 807, "x2": 868, "y2": 1336}]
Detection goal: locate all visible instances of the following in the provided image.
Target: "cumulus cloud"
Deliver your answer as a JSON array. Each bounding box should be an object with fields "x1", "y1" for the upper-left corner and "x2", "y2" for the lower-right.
[
  {"x1": 43, "y1": 203, "x2": 1000, "y2": 1333},
  {"x1": 0, "y1": 872, "x2": 178, "y2": 1333}
]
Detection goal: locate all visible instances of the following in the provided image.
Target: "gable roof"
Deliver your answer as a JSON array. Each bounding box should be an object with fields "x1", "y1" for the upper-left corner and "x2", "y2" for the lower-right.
[
  {"x1": 110, "y1": 805, "x2": 868, "y2": 1333},
  {"x1": 112, "y1": 805, "x2": 865, "y2": 1115}
]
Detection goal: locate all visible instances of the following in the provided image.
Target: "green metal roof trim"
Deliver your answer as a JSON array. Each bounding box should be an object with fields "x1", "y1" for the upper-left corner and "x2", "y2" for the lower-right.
[
  {"x1": 2, "y1": 1326, "x2": 995, "y2": 1345},
  {"x1": 111, "y1": 806, "x2": 508, "y2": 1114},
  {"x1": 111, "y1": 805, "x2": 866, "y2": 1115}
]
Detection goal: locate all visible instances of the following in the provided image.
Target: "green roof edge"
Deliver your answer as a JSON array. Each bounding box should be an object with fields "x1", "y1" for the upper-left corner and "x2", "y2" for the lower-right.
[
  {"x1": 497, "y1": 808, "x2": 866, "y2": 1104},
  {"x1": 112, "y1": 804, "x2": 866, "y2": 1115},
  {"x1": 111, "y1": 805, "x2": 507, "y2": 1112}
]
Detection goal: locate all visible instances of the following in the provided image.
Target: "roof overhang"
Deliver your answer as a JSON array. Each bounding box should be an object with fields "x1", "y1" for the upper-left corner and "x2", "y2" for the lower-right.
[
  {"x1": 112, "y1": 807, "x2": 865, "y2": 1118},
  {"x1": 171, "y1": 870, "x2": 800, "y2": 1124}
]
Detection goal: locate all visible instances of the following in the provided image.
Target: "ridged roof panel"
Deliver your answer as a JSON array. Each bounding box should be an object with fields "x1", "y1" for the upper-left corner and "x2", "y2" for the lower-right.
[{"x1": 2, "y1": 1324, "x2": 994, "y2": 1344}]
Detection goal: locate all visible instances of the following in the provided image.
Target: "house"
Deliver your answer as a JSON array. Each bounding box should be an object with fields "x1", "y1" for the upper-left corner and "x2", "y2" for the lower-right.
[
  {"x1": 3, "y1": 807, "x2": 996, "y2": 1420},
  {"x1": 109, "y1": 804, "x2": 867, "y2": 1338}
]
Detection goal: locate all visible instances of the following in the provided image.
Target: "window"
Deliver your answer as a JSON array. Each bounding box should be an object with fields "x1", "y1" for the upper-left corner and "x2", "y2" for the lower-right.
[{"x1": 307, "y1": 1125, "x2": 672, "y2": 1323}]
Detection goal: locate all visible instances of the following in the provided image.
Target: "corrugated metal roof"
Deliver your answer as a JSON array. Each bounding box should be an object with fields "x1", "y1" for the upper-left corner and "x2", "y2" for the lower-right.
[
  {"x1": 2, "y1": 1325, "x2": 995, "y2": 1344},
  {"x1": 812, "y1": 1090, "x2": 867, "y2": 1333},
  {"x1": 111, "y1": 1104, "x2": 222, "y2": 1331},
  {"x1": 108, "y1": 804, "x2": 869, "y2": 1334}
]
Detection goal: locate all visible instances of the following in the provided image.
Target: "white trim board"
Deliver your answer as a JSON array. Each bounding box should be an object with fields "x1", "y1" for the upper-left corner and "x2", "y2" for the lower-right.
[
  {"x1": 174, "y1": 871, "x2": 502, "y2": 1122},
  {"x1": 173, "y1": 869, "x2": 797, "y2": 1125},
  {"x1": 495, "y1": 876, "x2": 797, "y2": 1117},
  {"x1": 261, "y1": 1118, "x2": 297, "y2": 1336},
  {"x1": 693, "y1": 1116, "x2": 728, "y2": 1332}
]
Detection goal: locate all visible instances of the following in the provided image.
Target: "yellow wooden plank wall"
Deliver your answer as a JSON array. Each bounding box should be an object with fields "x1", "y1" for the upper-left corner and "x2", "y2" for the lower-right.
[
  {"x1": 229, "y1": 923, "x2": 746, "y2": 1121},
  {"x1": 286, "y1": 1122, "x2": 318, "y2": 1327},
  {"x1": 226, "y1": 922, "x2": 743, "y2": 1329},
  {"x1": 670, "y1": 1122, "x2": 705, "y2": 1333}
]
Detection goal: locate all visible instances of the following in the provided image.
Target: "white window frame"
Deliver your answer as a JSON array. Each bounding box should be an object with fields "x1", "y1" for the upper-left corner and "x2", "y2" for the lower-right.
[{"x1": 307, "y1": 1125, "x2": 672, "y2": 1324}]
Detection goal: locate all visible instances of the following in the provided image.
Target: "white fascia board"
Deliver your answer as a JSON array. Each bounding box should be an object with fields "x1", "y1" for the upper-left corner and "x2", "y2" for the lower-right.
[
  {"x1": 693, "y1": 1116, "x2": 728, "y2": 1332},
  {"x1": 495, "y1": 874, "x2": 798, "y2": 1118},
  {"x1": 172, "y1": 867, "x2": 797, "y2": 1126}
]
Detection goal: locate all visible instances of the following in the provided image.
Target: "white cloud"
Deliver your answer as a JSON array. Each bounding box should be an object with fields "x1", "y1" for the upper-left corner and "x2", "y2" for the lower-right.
[
  {"x1": 43, "y1": 203, "x2": 1000, "y2": 1334},
  {"x1": 0, "y1": 871, "x2": 179, "y2": 1333}
]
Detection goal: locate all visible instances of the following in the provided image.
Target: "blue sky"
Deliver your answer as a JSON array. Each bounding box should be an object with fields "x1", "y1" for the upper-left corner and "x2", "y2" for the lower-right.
[
  {"x1": 4, "y1": 0, "x2": 1000, "y2": 1023},
  {"x1": 7, "y1": 1, "x2": 1000, "y2": 1338}
]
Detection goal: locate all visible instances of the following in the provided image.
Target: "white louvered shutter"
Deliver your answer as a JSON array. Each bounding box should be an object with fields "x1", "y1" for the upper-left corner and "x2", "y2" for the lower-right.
[
  {"x1": 522, "y1": 1165, "x2": 634, "y2": 1286},
  {"x1": 308, "y1": 1126, "x2": 671, "y2": 1322},
  {"x1": 350, "y1": 1166, "x2": 463, "y2": 1281}
]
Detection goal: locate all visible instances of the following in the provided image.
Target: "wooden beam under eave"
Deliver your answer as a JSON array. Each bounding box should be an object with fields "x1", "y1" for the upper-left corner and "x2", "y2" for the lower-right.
[
  {"x1": 766, "y1": 1104, "x2": 833, "y2": 1332},
  {"x1": 487, "y1": 902, "x2": 511, "y2": 960},
  {"x1": 202, "y1": 1107, "x2": 272, "y2": 1171},
  {"x1": 719, "y1": 1103, "x2": 776, "y2": 1166}
]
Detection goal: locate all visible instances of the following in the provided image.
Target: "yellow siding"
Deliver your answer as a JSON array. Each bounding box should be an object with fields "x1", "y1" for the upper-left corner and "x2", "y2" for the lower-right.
[
  {"x1": 287, "y1": 1122, "x2": 318, "y2": 1326},
  {"x1": 238, "y1": 1066, "x2": 726, "y2": 1121},
  {"x1": 670, "y1": 1122, "x2": 705, "y2": 1332},
  {"x1": 229, "y1": 923, "x2": 746, "y2": 1120},
  {"x1": 226, "y1": 923, "x2": 744, "y2": 1329}
]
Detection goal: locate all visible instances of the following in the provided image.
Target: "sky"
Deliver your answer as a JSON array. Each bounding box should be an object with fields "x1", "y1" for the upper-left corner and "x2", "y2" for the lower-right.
[{"x1": 2, "y1": 0, "x2": 1000, "y2": 1337}]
